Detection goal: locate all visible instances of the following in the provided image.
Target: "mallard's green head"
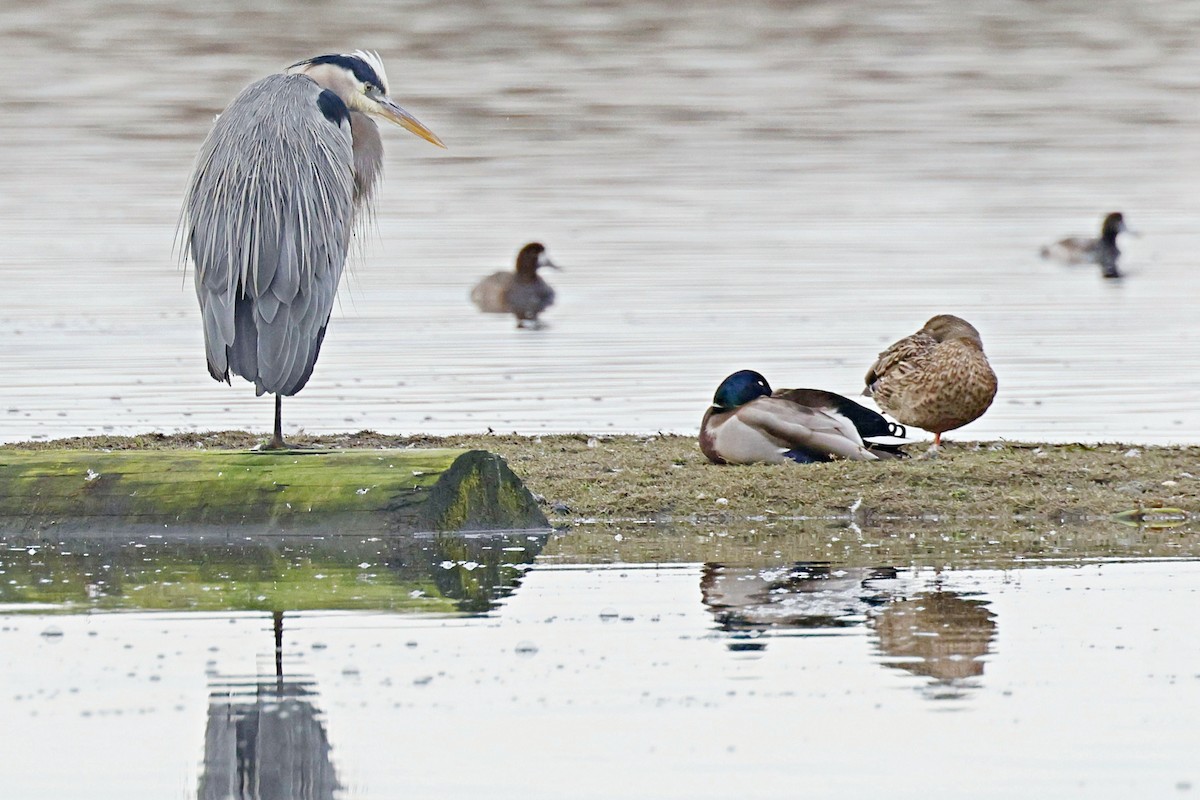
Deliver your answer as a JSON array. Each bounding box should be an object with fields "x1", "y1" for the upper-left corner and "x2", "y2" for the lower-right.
[{"x1": 713, "y1": 370, "x2": 772, "y2": 411}]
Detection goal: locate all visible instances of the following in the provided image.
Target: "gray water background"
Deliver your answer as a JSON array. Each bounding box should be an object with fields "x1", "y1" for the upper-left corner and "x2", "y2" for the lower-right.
[{"x1": 2, "y1": 0, "x2": 1199, "y2": 443}]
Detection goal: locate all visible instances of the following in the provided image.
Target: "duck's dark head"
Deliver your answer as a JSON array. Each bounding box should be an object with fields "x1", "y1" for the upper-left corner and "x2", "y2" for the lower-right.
[
  {"x1": 712, "y1": 370, "x2": 772, "y2": 411},
  {"x1": 1101, "y1": 212, "x2": 1127, "y2": 242},
  {"x1": 515, "y1": 242, "x2": 559, "y2": 278}
]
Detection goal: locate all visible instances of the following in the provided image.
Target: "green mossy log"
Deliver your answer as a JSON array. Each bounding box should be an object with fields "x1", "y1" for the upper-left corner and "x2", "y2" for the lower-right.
[{"x1": 0, "y1": 448, "x2": 548, "y2": 535}]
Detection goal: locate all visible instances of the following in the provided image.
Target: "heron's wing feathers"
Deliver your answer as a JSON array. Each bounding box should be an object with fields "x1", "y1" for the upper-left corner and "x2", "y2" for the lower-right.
[{"x1": 185, "y1": 74, "x2": 355, "y2": 395}]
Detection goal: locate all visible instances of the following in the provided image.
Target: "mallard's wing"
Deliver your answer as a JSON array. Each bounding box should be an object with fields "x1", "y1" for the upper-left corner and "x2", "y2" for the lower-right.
[
  {"x1": 865, "y1": 331, "x2": 937, "y2": 391},
  {"x1": 738, "y1": 398, "x2": 877, "y2": 462},
  {"x1": 774, "y1": 388, "x2": 903, "y2": 439}
]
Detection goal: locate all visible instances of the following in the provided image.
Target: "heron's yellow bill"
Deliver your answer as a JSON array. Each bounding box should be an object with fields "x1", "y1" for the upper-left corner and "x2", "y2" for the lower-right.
[{"x1": 378, "y1": 98, "x2": 446, "y2": 148}]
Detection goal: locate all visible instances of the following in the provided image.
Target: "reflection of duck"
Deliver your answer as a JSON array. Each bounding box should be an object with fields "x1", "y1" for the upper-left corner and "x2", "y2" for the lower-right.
[
  {"x1": 1040, "y1": 212, "x2": 1130, "y2": 279},
  {"x1": 864, "y1": 315, "x2": 997, "y2": 448},
  {"x1": 869, "y1": 591, "x2": 997, "y2": 691},
  {"x1": 470, "y1": 242, "x2": 560, "y2": 328},
  {"x1": 700, "y1": 562, "x2": 900, "y2": 633},
  {"x1": 700, "y1": 370, "x2": 907, "y2": 465}
]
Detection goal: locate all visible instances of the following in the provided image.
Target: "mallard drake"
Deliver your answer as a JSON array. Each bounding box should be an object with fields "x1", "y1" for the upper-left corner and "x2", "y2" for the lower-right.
[
  {"x1": 700, "y1": 370, "x2": 907, "y2": 465},
  {"x1": 470, "y1": 242, "x2": 560, "y2": 328},
  {"x1": 1040, "y1": 212, "x2": 1130, "y2": 278},
  {"x1": 864, "y1": 315, "x2": 998, "y2": 447}
]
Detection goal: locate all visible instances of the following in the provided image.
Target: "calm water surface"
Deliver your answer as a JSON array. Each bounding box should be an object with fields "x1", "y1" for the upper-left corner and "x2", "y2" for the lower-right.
[
  {"x1": 2, "y1": 0, "x2": 1199, "y2": 443},
  {"x1": 1, "y1": 540, "x2": 1198, "y2": 799}
]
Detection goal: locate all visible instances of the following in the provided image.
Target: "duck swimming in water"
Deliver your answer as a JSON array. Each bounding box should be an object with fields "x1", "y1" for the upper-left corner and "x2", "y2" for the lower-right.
[
  {"x1": 700, "y1": 370, "x2": 907, "y2": 465},
  {"x1": 470, "y1": 242, "x2": 559, "y2": 328},
  {"x1": 1040, "y1": 212, "x2": 1130, "y2": 278},
  {"x1": 864, "y1": 315, "x2": 997, "y2": 449}
]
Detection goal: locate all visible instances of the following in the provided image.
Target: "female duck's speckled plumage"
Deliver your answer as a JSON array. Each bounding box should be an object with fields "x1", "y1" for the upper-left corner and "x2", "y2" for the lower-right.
[
  {"x1": 1040, "y1": 211, "x2": 1128, "y2": 278},
  {"x1": 864, "y1": 315, "x2": 997, "y2": 446},
  {"x1": 700, "y1": 370, "x2": 907, "y2": 465},
  {"x1": 470, "y1": 242, "x2": 559, "y2": 327}
]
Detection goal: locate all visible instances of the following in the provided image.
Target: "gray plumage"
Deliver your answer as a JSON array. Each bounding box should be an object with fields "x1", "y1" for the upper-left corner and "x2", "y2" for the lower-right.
[
  {"x1": 186, "y1": 74, "x2": 354, "y2": 397},
  {"x1": 181, "y1": 52, "x2": 444, "y2": 448}
]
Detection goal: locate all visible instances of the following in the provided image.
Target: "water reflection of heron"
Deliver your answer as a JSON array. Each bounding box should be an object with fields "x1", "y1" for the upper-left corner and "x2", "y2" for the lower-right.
[{"x1": 199, "y1": 612, "x2": 340, "y2": 800}]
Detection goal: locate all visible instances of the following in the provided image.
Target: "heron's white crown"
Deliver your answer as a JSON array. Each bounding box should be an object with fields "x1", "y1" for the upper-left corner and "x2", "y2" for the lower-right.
[{"x1": 349, "y1": 50, "x2": 390, "y2": 95}]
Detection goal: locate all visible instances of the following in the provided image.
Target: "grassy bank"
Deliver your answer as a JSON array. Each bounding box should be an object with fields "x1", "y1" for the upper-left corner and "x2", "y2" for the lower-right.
[{"x1": 6, "y1": 432, "x2": 1196, "y2": 528}]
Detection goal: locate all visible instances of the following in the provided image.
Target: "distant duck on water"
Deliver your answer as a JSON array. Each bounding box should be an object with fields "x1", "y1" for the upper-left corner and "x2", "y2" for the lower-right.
[
  {"x1": 864, "y1": 314, "x2": 997, "y2": 450},
  {"x1": 470, "y1": 242, "x2": 560, "y2": 328},
  {"x1": 700, "y1": 370, "x2": 908, "y2": 465},
  {"x1": 1040, "y1": 211, "x2": 1131, "y2": 278}
]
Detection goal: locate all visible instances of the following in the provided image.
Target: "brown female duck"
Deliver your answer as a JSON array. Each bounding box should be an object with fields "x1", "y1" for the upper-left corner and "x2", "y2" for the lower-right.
[
  {"x1": 864, "y1": 315, "x2": 997, "y2": 447},
  {"x1": 470, "y1": 242, "x2": 560, "y2": 328}
]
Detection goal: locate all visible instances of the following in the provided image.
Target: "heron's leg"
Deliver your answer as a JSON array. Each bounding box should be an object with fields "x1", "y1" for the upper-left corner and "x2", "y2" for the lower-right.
[{"x1": 265, "y1": 394, "x2": 287, "y2": 450}]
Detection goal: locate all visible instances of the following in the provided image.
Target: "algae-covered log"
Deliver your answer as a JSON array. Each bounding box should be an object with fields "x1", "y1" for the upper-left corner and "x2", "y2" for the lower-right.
[
  {"x1": 0, "y1": 448, "x2": 548, "y2": 535},
  {"x1": 0, "y1": 530, "x2": 549, "y2": 613}
]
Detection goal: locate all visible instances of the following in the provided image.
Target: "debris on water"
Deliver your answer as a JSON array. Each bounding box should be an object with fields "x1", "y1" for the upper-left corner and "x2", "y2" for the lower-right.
[
  {"x1": 40, "y1": 626, "x2": 64, "y2": 639},
  {"x1": 598, "y1": 607, "x2": 619, "y2": 621},
  {"x1": 514, "y1": 641, "x2": 539, "y2": 656}
]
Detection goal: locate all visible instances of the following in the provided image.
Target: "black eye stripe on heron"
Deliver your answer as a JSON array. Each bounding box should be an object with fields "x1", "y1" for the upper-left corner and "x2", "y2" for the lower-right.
[{"x1": 295, "y1": 54, "x2": 386, "y2": 93}]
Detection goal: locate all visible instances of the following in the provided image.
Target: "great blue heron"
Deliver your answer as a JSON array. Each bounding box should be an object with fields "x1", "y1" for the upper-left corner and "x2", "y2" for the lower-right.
[{"x1": 182, "y1": 51, "x2": 444, "y2": 449}]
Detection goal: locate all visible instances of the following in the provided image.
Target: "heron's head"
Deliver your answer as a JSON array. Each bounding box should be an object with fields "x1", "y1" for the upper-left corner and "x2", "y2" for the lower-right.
[{"x1": 288, "y1": 50, "x2": 445, "y2": 148}]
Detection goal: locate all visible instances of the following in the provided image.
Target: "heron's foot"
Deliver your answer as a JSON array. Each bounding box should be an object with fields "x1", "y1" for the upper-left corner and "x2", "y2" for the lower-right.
[{"x1": 262, "y1": 434, "x2": 290, "y2": 451}]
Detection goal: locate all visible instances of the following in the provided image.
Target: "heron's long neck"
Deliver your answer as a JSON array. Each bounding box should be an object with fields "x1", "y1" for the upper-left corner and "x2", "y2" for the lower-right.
[{"x1": 349, "y1": 112, "x2": 383, "y2": 210}]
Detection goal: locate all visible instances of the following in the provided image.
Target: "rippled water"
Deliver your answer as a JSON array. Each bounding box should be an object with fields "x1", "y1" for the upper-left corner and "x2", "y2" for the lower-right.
[{"x1": 2, "y1": 0, "x2": 1199, "y2": 443}]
